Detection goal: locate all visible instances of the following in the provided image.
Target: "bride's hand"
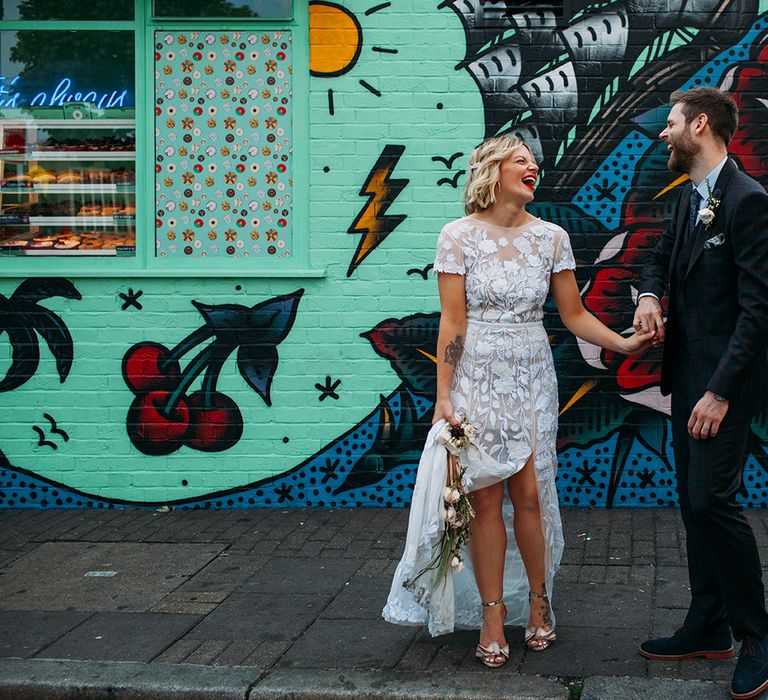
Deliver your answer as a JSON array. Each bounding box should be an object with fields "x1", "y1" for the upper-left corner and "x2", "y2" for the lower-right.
[
  {"x1": 432, "y1": 398, "x2": 458, "y2": 426},
  {"x1": 621, "y1": 328, "x2": 658, "y2": 355}
]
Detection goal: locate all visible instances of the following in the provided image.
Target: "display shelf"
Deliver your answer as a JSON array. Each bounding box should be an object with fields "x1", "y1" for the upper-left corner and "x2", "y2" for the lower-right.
[
  {"x1": 0, "y1": 185, "x2": 135, "y2": 193},
  {"x1": 22, "y1": 247, "x2": 135, "y2": 257},
  {"x1": 0, "y1": 120, "x2": 135, "y2": 129},
  {"x1": 26, "y1": 216, "x2": 135, "y2": 226},
  {"x1": 1, "y1": 151, "x2": 135, "y2": 161}
]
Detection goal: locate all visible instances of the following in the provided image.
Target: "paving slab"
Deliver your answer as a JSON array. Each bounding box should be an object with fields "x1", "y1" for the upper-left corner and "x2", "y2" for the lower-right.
[
  {"x1": 0, "y1": 610, "x2": 92, "y2": 658},
  {"x1": 520, "y1": 625, "x2": 648, "y2": 677},
  {"x1": 554, "y1": 583, "x2": 651, "y2": 629},
  {"x1": 581, "y1": 675, "x2": 727, "y2": 700},
  {"x1": 321, "y1": 574, "x2": 392, "y2": 619},
  {"x1": 180, "y1": 555, "x2": 269, "y2": 593},
  {"x1": 249, "y1": 668, "x2": 570, "y2": 699},
  {"x1": 402, "y1": 627, "x2": 527, "y2": 673},
  {"x1": 184, "y1": 592, "x2": 330, "y2": 642},
  {"x1": 0, "y1": 658, "x2": 260, "y2": 700},
  {"x1": 0, "y1": 542, "x2": 222, "y2": 611},
  {"x1": 654, "y1": 566, "x2": 692, "y2": 609},
  {"x1": 36, "y1": 612, "x2": 201, "y2": 662},
  {"x1": 277, "y1": 617, "x2": 420, "y2": 669},
  {"x1": 238, "y1": 557, "x2": 362, "y2": 595}
]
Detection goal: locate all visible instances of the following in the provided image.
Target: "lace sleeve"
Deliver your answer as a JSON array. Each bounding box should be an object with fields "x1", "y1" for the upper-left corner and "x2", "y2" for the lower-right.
[
  {"x1": 433, "y1": 224, "x2": 466, "y2": 275},
  {"x1": 552, "y1": 227, "x2": 576, "y2": 273}
]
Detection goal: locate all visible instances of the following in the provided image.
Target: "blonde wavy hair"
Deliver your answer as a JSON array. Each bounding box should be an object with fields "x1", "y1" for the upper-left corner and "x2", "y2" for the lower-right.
[{"x1": 463, "y1": 135, "x2": 532, "y2": 215}]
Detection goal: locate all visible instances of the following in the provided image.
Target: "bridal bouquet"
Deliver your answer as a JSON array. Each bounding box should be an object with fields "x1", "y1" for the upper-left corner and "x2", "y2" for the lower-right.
[{"x1": 410, "y1": 420, "x2": 476, "y2": 584}]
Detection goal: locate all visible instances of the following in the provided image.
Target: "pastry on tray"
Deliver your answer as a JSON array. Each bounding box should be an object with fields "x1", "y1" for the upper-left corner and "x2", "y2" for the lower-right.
[
  {"x1": 57, "y1": 171, "x2": 83, "y2": 184},
  {"x1": 77, "y1": 206, "x2": 102, "y2": 216},
  {"x1": 54, "y1": 236, "x2": 81, "y2": 249},
  {"x1": 0, "y1": 239, "x2": 29, "y2": 247},
  {"x1": 2, "y1": 174, "x2": 30, "y2": 185}
]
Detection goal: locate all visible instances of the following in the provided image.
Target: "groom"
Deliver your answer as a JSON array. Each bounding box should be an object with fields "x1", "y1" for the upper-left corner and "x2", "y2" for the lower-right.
[{"x1": 634, "y1": 87, "x2": 768, "y2": 700}]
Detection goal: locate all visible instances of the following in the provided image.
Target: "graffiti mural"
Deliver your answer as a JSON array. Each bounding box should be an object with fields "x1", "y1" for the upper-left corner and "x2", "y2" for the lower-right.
[
  {"x1": 0, "y1": 279, "x2": 81, "y2": 393},
  {"x1": 347, "y1": 144, "x2": 409, "y2": 277},
  {"x1": 1, "y1": 0, "x2": 768, "y2": 510},
  {"x1": 122, "y1": 290, "x2": 303, "y2": 454}
]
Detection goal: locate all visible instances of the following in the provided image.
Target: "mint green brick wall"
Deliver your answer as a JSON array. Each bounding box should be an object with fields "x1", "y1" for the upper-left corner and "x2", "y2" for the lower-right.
[{"x1": 2, "y1": 0, "x2": 768, "y2": 508}]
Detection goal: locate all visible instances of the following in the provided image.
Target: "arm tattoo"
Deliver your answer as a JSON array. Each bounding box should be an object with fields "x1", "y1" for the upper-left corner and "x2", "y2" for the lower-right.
[{"x1": 444, "y1": 335, "x2": 464, "y2": 367}]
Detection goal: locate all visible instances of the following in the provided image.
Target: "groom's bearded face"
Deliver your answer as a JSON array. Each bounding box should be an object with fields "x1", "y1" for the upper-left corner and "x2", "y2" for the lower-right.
[{"x1": 667, "y1": 119, "x2": 700, "y2": 173}]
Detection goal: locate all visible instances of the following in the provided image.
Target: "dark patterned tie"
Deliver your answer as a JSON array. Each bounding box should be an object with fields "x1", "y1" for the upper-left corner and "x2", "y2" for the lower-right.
[{"x1": 689, "y1": 188, "x2": 699, "y2": 234}]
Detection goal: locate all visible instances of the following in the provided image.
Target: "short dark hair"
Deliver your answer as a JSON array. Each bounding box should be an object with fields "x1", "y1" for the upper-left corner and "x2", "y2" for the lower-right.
[{"x1": 670, "y1": 87, "x2": 739, "y2": 145}]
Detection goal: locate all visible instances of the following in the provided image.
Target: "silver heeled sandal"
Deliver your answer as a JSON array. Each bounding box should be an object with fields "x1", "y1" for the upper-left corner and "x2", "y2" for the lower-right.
[
  {"x1": 475, "y1": 598, "x2": 510, "y2": 668},
  {"x1": 525, "y1": 588, "x2": 556, "y2": 652}
]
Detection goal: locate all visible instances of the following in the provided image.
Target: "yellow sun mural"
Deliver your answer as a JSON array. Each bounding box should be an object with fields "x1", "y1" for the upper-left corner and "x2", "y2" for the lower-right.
[{"x1": 309, "y1": 1, "x2": 363, "y2": 77}]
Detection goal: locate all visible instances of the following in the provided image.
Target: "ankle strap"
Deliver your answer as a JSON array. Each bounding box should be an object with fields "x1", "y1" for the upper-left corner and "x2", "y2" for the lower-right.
[
  {"x1": 482, "y1": 598, "x2": 504, "y2": 607},
  {"x1": 529, "y1": 589, "x2": 549, "y2": 600}
]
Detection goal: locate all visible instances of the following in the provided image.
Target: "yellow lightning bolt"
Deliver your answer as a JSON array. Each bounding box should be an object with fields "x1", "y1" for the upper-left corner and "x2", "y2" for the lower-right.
[{"x1": 347, "y1": 145, "x2": 409, "y2": 277}]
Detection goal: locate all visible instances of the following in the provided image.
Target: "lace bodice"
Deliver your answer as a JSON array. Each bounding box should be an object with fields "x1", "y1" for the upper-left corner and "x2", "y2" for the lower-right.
[{"x1": 433, "y1": 216, "x2": 576, "y2": 324}]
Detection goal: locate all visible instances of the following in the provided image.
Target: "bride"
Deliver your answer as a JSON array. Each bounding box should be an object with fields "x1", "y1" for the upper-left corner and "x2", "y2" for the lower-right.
[{"x1": 383, "y1": 135, "x2": 655, "y2": 667}]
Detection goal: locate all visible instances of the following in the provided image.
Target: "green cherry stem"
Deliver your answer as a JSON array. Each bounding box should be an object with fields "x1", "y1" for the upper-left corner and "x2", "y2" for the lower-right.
[
  {"x1": 162, "y1": 342, "x2": 217, "y2": 417},
  {"x1": 201, "y1": 344, "x2": 235, "y2": 407},
  {"x1": 159, "y1": 325, "x2": 215, "y2": 373}
]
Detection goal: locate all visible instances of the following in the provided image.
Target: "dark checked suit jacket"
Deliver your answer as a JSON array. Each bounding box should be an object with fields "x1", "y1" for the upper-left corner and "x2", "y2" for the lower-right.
[{"x1": 640, "y1": 158, "x2": 768, "y2": 409}]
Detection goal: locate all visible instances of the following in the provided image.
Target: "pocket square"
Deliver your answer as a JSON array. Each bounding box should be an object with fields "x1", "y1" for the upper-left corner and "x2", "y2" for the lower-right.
[{"x1": 704, "y1": 233, "x2": 725, "y2": 249}]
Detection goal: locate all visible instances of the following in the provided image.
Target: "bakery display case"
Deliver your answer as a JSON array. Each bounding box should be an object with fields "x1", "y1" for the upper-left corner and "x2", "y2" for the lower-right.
[{"x1": 0, "y1": 120, "x2": 136, "y2": 256}]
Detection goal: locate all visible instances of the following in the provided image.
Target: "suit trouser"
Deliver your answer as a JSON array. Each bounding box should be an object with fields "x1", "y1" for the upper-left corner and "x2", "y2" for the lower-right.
[{"x1": 671, "y1": 369, "x2": 768, "y2": 640}]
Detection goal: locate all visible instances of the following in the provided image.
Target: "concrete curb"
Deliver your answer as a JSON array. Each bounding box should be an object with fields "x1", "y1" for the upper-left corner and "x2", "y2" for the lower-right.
[
  {"x1": 581, "y1": 675, "x2": 728, "y2": 700},
  {"x1": 249, "y1": 669, "x2": 570, "y2": 699},
  {"x1": 0, "y1": 660, "x2": 571, "y2": 700},
  {"x1": 0, "y1": 659, "x2": 263, "y2": 700}
]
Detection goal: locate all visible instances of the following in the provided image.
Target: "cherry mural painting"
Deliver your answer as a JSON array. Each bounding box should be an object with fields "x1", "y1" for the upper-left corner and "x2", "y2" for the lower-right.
[{"x1": 122, "y1": 290, "x2": 303, "y2": 455}]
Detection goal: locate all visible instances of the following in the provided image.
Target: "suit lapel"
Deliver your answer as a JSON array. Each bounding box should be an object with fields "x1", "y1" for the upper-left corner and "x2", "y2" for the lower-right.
[{"x1": 685, "y1": 158, "x2": 736, "y2": 277}]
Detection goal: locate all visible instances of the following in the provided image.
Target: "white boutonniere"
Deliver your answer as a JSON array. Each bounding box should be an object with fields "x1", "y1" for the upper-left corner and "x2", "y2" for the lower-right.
[{"x1": 698, "y1": 181, "x2": 721, "y2": 230}]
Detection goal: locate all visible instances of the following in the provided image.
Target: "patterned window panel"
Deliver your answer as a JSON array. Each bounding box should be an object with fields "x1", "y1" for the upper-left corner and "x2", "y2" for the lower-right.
[{"x1": 155, "y1": 30, "x2": 292, "y2": 259}]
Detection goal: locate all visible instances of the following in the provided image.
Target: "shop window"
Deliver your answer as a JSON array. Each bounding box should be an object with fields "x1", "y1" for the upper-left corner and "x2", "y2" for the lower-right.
[
  {"x1": 155, "y1": 30, "x2": 293, "y2": 260},
  {"x1": 0, "y1": 0, "x2": 134, "y2": 21},
  {"x1": 0, "y1": 29, "x2": 136, "y2": 257},
  {"x1": 153, "y1": 1, "x2": 292, "y2": 19}
]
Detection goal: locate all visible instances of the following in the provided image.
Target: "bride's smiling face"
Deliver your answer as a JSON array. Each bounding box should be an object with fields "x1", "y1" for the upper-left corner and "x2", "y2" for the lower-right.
[{"x1": 497, "y1": 145, "x2": 539, "y2": 204}]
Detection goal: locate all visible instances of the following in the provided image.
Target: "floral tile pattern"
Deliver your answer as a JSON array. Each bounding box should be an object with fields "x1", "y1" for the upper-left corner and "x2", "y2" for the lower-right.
[{"x1": 155, "y1": 30, "x2": 292, "y2": 258}]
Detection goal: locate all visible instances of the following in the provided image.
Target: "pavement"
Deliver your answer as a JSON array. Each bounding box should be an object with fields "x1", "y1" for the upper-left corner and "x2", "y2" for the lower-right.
[{"x1": 0, "y1": 507, "x2": 767, "y2": 699}]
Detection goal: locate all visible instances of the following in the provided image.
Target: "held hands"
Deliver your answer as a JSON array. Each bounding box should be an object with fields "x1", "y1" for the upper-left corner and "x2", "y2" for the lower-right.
[
  {"x1": 432, "y1": 397, "x2": 459, "y2": 426},
  {"x1": 621, "y1": 328, "x2": 656, "y2": 355},
  {"x1": 688, "y1": 391, "x2": 729, "y2": 440},
  {"x1": 633, "y1": 297, "x2": 665, "y2": 346}
]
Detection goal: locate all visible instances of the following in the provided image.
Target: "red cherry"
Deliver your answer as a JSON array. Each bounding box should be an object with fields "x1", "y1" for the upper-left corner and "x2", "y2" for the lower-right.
[
  {"x1": 193, "y1": 163, "x2": 203, "y2": 172},
  {"x1": 127, "y1": 390, "x2": 190, "y2": 455},
  {"x1": 122, "y1": 342, "x2": 181, "y2": 394},
  {"x1": 193, "y1": 106, "x2": 203, "y2": 115},
  {"x1": 155, "y1": 107, "x2": 162, "y2": 116},
  {"x1": 277, "y1": 164, "x2": 286, "y2": 172},
  {"x1": 185, "y1": 391, "x2": 243, "y2": 452},
  {"x1": 193, "y1": 51, "x2": 202, "y2": 60}
]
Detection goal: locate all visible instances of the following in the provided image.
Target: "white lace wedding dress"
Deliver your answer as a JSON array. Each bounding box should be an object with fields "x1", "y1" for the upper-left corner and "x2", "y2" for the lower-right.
[{"x1": 383, "y1": 215, "x2": 576, "y2": 636}]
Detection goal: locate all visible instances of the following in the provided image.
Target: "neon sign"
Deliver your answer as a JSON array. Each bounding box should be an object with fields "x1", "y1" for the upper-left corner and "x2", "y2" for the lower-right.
[{"x1": 0, "y1": 76, "x2": 132, "y2": 109}]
